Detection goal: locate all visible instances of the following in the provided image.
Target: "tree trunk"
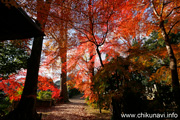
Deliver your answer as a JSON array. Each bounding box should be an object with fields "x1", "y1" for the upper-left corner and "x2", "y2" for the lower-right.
[
  {"x1": 160, "y1": 20, "x2": 180, "y2": 111},
  {"x1": 96, "y1": 46, "x2": 104, "y2": 67},
  {"x1": 97, "y1": 90, "x2": 102, "y2": 113},
  {"x1": 111, "y1": 97, "x2": 121, "y2": 120},
  {"x1": 4, "y1": 35, "x2": 43, "y2": 120},
  {"x1": 59, "y1": 14, "x2": 69, "y2": 102},
  {"x1": 60, "y1": 75, "x2": 69, "y2": 102},
  {"x1": 60, "y1": 52, "x2": 69, "y2": 102}
]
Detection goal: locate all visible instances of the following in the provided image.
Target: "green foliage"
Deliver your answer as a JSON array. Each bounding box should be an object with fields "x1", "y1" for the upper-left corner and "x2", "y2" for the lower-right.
[
  {"x1": 37, "y1": 91, "x2": 52, "y2": 100},
  {"x1": 143, "y1": 31, "x2": 180, "y2": 69},
  {"x1": 0, "y1": 41, "x2": 29, "y2": 78},
  {"x1": 144, "y1": 31, "x2": 165, "y2": 51},
  {"x1": 91, "y1": 56, "x2": 147, "y2": 114},
  {"x1": 143, "y1": 31, "x2": 168, "y2": 75},
  {"x1": 169, "y1": 32, "x2": 180, "y2": 44},
  {"x1": 144, "y1": 31, "x2": 180, "y2": 51},
  {"x1": 139, "y1": 31, "x2": 180, "y2": 113},
  {"x1": 85, "y1": 26, "x2": 180, "y2": 119}
]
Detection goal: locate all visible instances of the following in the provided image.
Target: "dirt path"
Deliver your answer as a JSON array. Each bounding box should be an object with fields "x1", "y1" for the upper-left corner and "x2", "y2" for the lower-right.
[{"x1": 37, "y1": 94, "x2": 98, "y2": 120}]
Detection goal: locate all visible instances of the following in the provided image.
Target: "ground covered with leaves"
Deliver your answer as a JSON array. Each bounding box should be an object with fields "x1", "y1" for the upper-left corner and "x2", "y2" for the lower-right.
[{"x1": 37, "y1": 94, "x2": 111, "y2": 120}]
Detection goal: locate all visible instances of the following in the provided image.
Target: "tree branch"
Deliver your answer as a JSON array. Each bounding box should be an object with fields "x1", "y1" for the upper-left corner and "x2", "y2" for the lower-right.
[
  {"x1": 165, "y1": 6, "x2": 180, "y2": 19},
  {"x1": 151, "y1": 0, "x2": 161, "y2": 19},
  {"x1": 168, "y1": 20, "x2": 180, "y2": 35},
  {"x1": 68, "y1": 22, "x2": 96, "y2": 45},
  {"x1": 160, "y1": 0, "x2": 164, "y2": 16},
  {"x1": 96, "y1": 46, "x2": 104, "y2": 67},
  {"x1": 99, "y1": 10, "x2": 114, "y2": 46}
]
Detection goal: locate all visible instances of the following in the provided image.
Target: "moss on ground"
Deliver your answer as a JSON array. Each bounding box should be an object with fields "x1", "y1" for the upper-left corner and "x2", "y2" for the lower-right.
[{"x1": 85, "y1": 105, "x2": 112, "y2": 120}]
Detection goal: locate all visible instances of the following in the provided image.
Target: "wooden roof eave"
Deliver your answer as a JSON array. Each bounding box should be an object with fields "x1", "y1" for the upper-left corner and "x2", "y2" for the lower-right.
[{"x1": 0, "y1": 1, "x2": 45, "y2": 41}]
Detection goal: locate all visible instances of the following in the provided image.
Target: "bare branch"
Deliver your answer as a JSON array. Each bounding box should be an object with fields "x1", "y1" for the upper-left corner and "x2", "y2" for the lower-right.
[
  {"x1": 99, "y1": 10, "x2": 114, "y2": 46},
  {"x1": 68, "y1": 22, "x2": 97, "y2": 45},
  {"x1": 165, "y1": 6, "x2": 180, "y2": 19}
]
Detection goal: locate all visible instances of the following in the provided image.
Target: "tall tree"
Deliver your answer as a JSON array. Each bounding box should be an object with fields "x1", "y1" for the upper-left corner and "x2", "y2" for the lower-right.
[
  {"x1": 124, "y1": 0, "x2": 180, "y2": 113},
  {"x1": 42, "y1": 0, "x2": 72, "y2": 102},
  {"x1": 148, "y1": 0, "x2": 180, "y2": 111},
  {"x1": 59, "y1": 1, "x2": 69, "y2": 102},
  {"x1": 117, "y1": 0, "x2": 180, "y2": 112},
  {"x1": 65, "y1": 0, "x2": 137, "y2": 114}
]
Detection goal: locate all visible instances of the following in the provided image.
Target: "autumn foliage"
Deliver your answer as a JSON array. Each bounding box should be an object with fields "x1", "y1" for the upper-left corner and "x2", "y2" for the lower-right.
[
  {"x1": 0, "y1": 0, "x2": 180, "y2": 119},
  {"x1": 0, "y1": 69, "x2": 60, "y2": 101}
]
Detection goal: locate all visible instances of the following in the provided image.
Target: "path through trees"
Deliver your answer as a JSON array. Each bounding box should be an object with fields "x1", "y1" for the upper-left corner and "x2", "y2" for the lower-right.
[{"x1": 37, "y1": 94, "x2": 111, "y2": 120}]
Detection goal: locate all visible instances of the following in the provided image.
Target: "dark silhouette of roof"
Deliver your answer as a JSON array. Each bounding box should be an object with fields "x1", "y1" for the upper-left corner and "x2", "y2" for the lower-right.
[{"x1": 0, "y1": 1, "x2": 45, "y2": 41}]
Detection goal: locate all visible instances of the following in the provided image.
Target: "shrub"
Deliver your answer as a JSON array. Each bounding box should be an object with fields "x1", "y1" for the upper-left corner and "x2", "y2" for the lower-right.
[{"x1": 37, "y1": 91, "x2": 52, "y2": 100}]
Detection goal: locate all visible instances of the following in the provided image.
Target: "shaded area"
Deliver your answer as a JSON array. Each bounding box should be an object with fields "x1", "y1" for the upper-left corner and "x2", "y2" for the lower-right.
[{"x1": 0, "y1": 1, "x2": 44, "y2": 41}]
